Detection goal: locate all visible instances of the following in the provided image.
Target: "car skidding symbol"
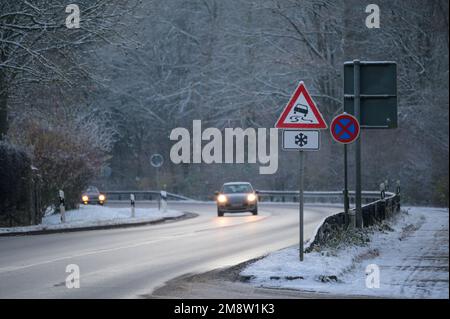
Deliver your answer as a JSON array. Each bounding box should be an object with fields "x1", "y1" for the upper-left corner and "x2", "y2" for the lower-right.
[{"x1": 289, "y1": 103, "x2": 313, "y2": 123}]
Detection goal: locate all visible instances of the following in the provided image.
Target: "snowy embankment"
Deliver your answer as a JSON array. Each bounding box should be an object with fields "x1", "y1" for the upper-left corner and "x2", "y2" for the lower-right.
[
  {"x1": 0, "y1": 205, "x2": 184, "y2": 235},
  {"x1": 241, "y1": 207, "x2": 449, "y2": 299}
]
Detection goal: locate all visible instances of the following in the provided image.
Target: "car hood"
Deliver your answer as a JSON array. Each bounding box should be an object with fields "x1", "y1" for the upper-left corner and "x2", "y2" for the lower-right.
[{"x1": 82, "y1": 192, "x2": 100, "y2": 197}]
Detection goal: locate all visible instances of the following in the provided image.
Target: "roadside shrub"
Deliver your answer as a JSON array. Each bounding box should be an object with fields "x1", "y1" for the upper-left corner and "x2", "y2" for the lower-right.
[
  {"x1": 0, "y1": 141, "x2": 33, "y2": 226},
  {"x1": 14, "y1": 122, "x2": 105, "y2": 212},
  {"x1": 9, "y1": 106, "x2": 114, "y2": 214}
]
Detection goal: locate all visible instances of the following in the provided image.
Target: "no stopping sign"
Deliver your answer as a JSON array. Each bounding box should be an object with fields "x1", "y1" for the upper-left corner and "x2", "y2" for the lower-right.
[{"x1": 330, "y1": 113, "x2": 360, "y2": 144}]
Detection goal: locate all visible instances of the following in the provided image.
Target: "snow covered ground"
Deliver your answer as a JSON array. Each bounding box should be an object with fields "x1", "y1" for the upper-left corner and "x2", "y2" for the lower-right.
[
  {"x1": 0, "y1": 205, "x2": 184, "y2": 234},
  {"x1": 241, "y1": 207, "x2": 449, "y2": 299}
]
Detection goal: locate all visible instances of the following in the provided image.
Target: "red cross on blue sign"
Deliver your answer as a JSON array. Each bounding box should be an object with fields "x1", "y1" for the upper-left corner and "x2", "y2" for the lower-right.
[{"x1": 330, "y1": 114, "x2": 360, "y2": 144}]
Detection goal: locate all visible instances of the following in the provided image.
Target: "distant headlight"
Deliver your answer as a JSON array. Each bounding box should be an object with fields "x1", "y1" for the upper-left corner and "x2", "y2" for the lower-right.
[
  {"x1": 247, "y1": 193, "x2": 257, "y2": 202},
  {"x1": 217, "y1": 194, "x2": 227, "y2": 203},
  {"x1": 98, "y1": 194, "x2": 106, "y2": 201},
  {"x1": 82, "y1": 195, "x2": 89, "y2": 202}
]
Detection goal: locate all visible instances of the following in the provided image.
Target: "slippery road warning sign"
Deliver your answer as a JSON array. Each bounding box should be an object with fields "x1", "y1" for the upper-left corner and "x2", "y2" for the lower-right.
[
  {"x1": 275, "y1": 81, "x2": 326, "y2": 262},
  {"x1": 282, "y1": 130, "x2": 320, "y2": 151},
  {"x1": 275, "y1": 82, "x2": 328, "y2": 129},
  {"x1": 330, "y1": 113, "x2": 360, "y2": 144}
]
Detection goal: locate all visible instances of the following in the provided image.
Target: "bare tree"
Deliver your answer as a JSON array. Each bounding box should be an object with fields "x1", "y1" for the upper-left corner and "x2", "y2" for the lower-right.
[{"x1": 0, "y1": 0, "x2": 138, "y2": 138}]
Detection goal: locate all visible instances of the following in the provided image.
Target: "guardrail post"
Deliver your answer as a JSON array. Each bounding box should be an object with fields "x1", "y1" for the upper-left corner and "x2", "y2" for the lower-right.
[
  {"x1": 380, "y1": 182, "x2": 386, "y2": 199},
  {"x1": 59, "y1": 190, "x2": 65, "y2": 223},
  {"x1": 160, "y1": 191, "x2": 167, "y2": 213},
  {"x1": 130, "y1": 194, "x2": 135, "y2": 218}
]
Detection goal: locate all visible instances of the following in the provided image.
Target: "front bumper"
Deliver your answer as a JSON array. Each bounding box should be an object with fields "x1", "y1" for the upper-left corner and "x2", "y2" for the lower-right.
[
  {"x1": 82, "y1": 198, "x2": 105, "y2": 205},
  {"x1": 218, "y1": 202, "x2": 257, "y2": 212}
]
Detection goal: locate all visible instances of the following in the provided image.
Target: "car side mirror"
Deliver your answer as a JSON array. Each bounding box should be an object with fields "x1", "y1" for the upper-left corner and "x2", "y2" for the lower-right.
[{"x1": 255, "y1": 190, "x2": 260, "y2": 194}]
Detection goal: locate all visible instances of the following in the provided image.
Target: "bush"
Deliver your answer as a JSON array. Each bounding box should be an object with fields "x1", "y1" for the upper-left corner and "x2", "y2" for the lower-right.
[
  {"x1": 20, "y1": 123, "x2": 104, "y2": 212},
  {"x1": 7, "y1": 97, "x2": 114, "y2": 218},
  {"x1": 0, "y1": 141, "x2": 35, "y2": 226}
]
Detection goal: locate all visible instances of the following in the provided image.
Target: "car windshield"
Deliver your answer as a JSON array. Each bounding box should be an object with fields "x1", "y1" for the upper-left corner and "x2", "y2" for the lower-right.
[
  {"x1": 222, "y1": 184, "x2": 253, "y2": 194},
  {"x1": 85, "y1": 186, "x2": 99, "y2": 193}
]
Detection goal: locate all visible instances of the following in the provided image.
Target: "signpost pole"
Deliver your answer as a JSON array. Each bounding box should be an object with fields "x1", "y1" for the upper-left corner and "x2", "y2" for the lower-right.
[
  {"x1": 354, "y1": 59, "x2": 363, "y2": 228},
  {"x1": 150, "y1": 154, "x2": 164, "y2": 208},
  {"x1": 156, "y1": 167, "x2": 160, "y2": 191},
  {"x1": 344, "y1": 144, "x2": 349, "y2": 225},
  {"x1": 299, "y1": 151, "x2": 305, "y2": 261},
  {"x1": 157, "y1": 168, "x2": 161, "y2": 210}
]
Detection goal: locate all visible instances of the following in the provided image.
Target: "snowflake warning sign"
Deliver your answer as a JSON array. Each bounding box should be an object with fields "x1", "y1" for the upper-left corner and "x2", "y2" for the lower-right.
[{"x1": 282, "y1": 130, "x2": 320, "y2": 151}]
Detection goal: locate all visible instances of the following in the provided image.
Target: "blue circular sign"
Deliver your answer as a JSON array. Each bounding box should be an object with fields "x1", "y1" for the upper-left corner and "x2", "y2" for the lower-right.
[{"x1": 330, "y1": 114, "x2": 360, "y2": 144}]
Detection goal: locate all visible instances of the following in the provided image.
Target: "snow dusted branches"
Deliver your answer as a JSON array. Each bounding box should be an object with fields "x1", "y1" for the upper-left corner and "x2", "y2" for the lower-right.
[{"x1": 0, "y1": 0, "x2": 139, "y2": 85}]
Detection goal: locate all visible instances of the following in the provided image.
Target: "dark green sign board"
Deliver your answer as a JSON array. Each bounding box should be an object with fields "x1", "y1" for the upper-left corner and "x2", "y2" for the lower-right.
[{"x1": 344, "y1": 61, "x2": 397, "y2": 129}]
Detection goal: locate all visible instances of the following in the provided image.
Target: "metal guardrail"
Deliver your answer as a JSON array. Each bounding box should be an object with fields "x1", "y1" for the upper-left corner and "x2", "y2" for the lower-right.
[
  {"x1": 103, "y1": 189, "x2": 393, "y2": 203},
  {"x1": 104, "y1": 191, "x2": 192, "y2": 201},
  {"x1": 305, "y1": 191, "x2": 401, "y2": 252},
  {"x1": 256, "y1": 190, "x2": 393, "y2": 203}
]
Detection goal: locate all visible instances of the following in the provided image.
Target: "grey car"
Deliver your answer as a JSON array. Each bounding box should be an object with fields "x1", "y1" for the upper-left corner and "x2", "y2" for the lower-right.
[
  {"x1": 81, "y1": 186, "x2": 106, "y2": 205},
  {"x1": 215, "y1": 182, "x2": 258, "y2": 217}
]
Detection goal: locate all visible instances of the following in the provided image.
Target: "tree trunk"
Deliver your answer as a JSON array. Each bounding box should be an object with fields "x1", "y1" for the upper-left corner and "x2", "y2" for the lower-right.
[{"x1": 0, "y1": 68, "x2": 8, "y2": 139}]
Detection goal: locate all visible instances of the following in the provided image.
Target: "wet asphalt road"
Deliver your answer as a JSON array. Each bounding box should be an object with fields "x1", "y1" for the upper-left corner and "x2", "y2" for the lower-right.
[{"x1": 0, "y1": 201, "x2": 341, "y2": 298}]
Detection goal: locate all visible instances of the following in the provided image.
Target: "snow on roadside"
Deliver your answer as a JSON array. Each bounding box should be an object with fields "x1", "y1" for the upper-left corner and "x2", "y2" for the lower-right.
[
  {"x1": 0, "y1": 205, "x2": 184, "y2": 234},
  {"x1": 241, "y1": 207, "x2": 449, "y2": 299}
]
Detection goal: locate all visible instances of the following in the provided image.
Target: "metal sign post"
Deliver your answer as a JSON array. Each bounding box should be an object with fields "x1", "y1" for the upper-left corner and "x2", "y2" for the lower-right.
[
  {"x1": 282, "y1": 129, "x2": 318, "y2": 261},
  {"x1": 150, "y1": 153, "x2": 164, "y2": 192},
  {"x1": 354, "y1": 60, "x2": 363, "y2": 228},
  {"x1": 343, "y1": 144, "x2": 349, "y2": 225},
  {"x1": 299, "y1": 151, "x2": 305, "y2": 261}
]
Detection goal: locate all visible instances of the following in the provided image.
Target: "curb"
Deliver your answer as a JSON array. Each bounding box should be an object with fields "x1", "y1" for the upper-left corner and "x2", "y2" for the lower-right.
[{"x1": 0, "y1": 212, "x2": 198, "y2": 237}]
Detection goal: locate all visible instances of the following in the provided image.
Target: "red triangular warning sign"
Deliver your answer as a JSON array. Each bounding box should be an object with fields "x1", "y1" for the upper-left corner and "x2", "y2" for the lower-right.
[{"x1": 275, "y1": 82, "x2": 328, "y2": 129}]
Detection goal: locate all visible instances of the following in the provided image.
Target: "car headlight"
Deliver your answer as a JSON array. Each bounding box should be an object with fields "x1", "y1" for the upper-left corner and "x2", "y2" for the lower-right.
[
  {"x1": 247, "y1": 193, "x2": 257, "y2": 202},
  {"x1": 98, "y1": 194, "x2": 106, "y2": 201},
  {"x1": 217, "y1": 194, "x2": 227, "y2": 203},
  {"x1": 82, "y1": 195, "x2": 89, "y2": 202}
]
